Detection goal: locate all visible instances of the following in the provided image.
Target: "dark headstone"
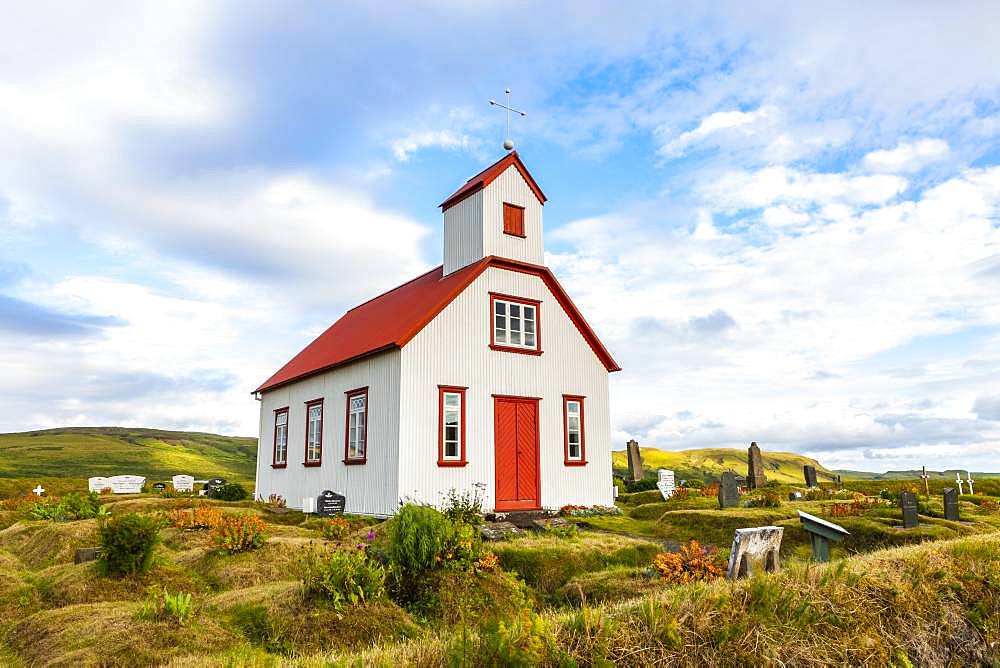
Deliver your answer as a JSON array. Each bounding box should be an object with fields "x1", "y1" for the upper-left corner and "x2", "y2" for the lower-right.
[
  {"x1": 900, "y1": 491, "x2": 919, "y2": 529},
  {"x1": 204, "y1": 478, "x2": 226, "y2": 492},
  {"x1": 803, "y1": 465, "x2": 818, "y2": 488},
  {"x1": 152, "y1": 482, "x2": 166, "y2": 492},
  {"x1": 626, "y1": 439, "x2": 644, "y2": 483},
  {"x1": 74, "y1": 547, "x2": 101, "y2": 564},
  {"x1": 718, "y1": 472, "x2": 740, "y2": 508},
  {"x1": 943, "y1": 488, "x2": 959, "y2": 521},
  {"x1": 747, "y1": 442, "x2": 767, "y2": 489},
  {"x1": 799, "y1": 511, "x2": 849, "y2": 563},
  {"x1": 316, "y1": 490, "x2": 346, "y2": 516}
]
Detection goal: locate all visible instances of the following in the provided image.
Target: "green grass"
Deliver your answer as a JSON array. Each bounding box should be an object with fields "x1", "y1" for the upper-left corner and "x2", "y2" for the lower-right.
[
  {"x1": 0, "y1": 427, "x2": 257, "y2": 482},
  {"x1": 612, "y1": 446, "x2": 834, "y2": 483}
]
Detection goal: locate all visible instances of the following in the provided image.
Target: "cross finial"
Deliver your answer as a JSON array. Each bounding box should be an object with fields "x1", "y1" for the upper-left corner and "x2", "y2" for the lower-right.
[{"x1": 488, "y1": 88, "x2": 526, "y2": 152}]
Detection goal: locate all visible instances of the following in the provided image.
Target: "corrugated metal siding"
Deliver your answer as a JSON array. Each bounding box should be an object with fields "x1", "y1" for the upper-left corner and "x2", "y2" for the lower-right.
[
  {"x1": 443, "y1": 191, "x2": 483, "y2": 275},
  {"x1": 482, "y1": 167, "x2": 544, "y2": 266},
  {"x1": 256, "y1": 349, "x2": 401, "y2": 516},
  {"x1": 399, "y1": 266, "x2": 613, "y2": 511}
]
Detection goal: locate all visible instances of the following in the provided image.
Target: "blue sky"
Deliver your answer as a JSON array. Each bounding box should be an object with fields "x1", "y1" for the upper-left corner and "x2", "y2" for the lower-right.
[{"x1": 1, "y1": 2, "x2": 999, "y2": 471}]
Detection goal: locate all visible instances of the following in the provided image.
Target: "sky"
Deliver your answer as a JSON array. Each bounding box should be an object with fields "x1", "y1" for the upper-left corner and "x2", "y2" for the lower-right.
[{"x1": 1, "y1": 2, "x2": 999, "y2": 472}]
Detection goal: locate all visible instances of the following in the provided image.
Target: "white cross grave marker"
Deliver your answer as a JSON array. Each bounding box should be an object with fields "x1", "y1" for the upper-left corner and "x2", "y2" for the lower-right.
[
  {"x1": 955, "y1": 472, "x2": 965, "y2": 495},
  {"x1": 32, "y1": 485, "x2": 45, "y2": 496},
  {"x1": 966, "y1": 471, "x2": 975, "y2": 495}
]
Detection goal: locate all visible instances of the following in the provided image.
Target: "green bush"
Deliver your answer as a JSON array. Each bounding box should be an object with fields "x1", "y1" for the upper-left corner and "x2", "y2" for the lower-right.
[
  {"x1": 745, "y1": 492, "x2": 782, "y2": 508},
  {"x1": 681, "y1": 479, "x2": 704, "y2": 489},
  {"x1": 442, "y1": 487, "x2": 485, "y2": 527},
  {"x1": 99, "y1": 512, "x2": 162, "y2": 576},
  {"x1": 27, "y1": 492, "x2": 107, "y2": 521},
  {"x1": 624, "y1": 478, "x2": 658, "y2": 493},
  {"x1": 301, "y1": 548, "x2": 386, "y2": 609},
  {"x1": 208, "y1": 483, "x2": 249, "y2": 501}
]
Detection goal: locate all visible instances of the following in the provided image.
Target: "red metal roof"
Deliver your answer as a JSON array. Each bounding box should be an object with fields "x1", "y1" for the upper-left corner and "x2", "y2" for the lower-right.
[
  {"x1": 254, "y1": 256, "x2": 620, "y2": 393},
  {"x1": 439, "y1": 151, "x2": 547, "y2": 212}
]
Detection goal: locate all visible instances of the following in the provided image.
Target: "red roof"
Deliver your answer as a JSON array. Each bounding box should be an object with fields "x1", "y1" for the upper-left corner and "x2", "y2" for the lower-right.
[
  {"x1": 255, "y1": 256, "x2": 620, "y2": 393},
  {"x1": 439, "y1": 151, "x2": 547, "y2": 212}
]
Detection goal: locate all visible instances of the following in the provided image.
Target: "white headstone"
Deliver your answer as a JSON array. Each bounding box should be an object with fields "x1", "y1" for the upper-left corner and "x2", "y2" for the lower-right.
[
  {"x1": 726, "y1": 526, "x2": 783, "y2": 579},
  {"x1": 107, "y1": 475, "x2": 145, "y2": 494},
  {"x1": 656, "y1": 469, "x2": 676, "y2": 500},
  {"x1": 302, "y1": 496, "x2": 316, "y2": 514},
  {"x1": 88, "y1": 477, "x2": 110, "y2": 493},
  {"x1": 32, "y1": 485, "x2": 45, "y2": 496},
  {"x1": 171, "y1": 475, "x2": 195, "y2": 493}
]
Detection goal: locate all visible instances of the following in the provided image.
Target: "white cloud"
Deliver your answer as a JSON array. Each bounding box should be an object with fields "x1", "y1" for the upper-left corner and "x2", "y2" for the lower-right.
[
  {"x1": 659, "y1": 106, "x2": 779, "y2": 157},
  {"x1": 389, "y1": 130, "x2": 480, "y2": 162},
  {"x1": 863, "y1": 139, "x2": 950, "y2": 173}
]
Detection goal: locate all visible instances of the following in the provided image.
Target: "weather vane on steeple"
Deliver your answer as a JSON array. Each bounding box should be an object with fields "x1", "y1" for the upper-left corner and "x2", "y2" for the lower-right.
[{"x1": 489, "y1": 88, "x2": 526, "y2": 152}]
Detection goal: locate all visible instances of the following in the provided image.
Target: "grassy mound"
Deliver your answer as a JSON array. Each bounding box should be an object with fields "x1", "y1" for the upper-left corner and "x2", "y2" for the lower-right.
[
  {"x1": 559, "y1": 566, "x2": 656, "y2": 607},
  {"x1": 0, "y1": 520, "x2": 99, "y2": 569}
]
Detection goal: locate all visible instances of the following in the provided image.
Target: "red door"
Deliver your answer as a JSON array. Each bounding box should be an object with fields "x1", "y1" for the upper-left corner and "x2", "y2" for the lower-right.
[{"x1": 494, "y1": 397, "x2": 540, "y2": 511}]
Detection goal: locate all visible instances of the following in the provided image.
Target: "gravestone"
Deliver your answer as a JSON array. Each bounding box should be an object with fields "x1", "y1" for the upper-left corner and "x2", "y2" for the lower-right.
[
  {"x1": 966, "y1": 471, "x2": 975, "y2": 495},
  {"x1": 943, "y1": 488, "x2": 959, "y2": 521},
  {"x1": 900, "y1": 491, "x2": 918, "y2": 529},
  {"x1": 74, "y1": 547, "x2": 101, "y2": 564},
  {"x1": 171, "y1": 475, "x2": 194, "y2": 493},
  {"x1": 88, "y1": 477, "x2": 110, "y2": 493},
  {"x1": 718, "y1": 472, "x2": 740, "y2": 508},
  {"x1": 107, "y1": 475, "x2": 144, "y2": 494},
  {"x1": 316, "y1": 490, "x2": 346, "y2": 516},
  {"x1": 626, "y1": 439, "x2": 644, "y2": 483},
  {"x1": 747, "y1": 442, "x2": 767, "y2": 489},
  {"x1": 203, "y1": 478, "x2": 226, "y2": 495},
  {"x1": 803, "y1": 465, "x2": 818, "y2": 488},
  {"x1": 302, "y1": 496, "x2": 317, "y2": 514},
  {"x1": 656, "y1": 469, "x2": 676, "y2": 500},
  {"x1": 726, "y1": 526, "x2": 783, "y2": 579},
  {"x1": 32, "y1": 485, "x2": 45, "y2": 496},
  {"x1": 152, "y1": 482, "x2": 166, "y2": 492},
  {"x1": 798, "y1": 511, "x2": 849, "y2": 562}
]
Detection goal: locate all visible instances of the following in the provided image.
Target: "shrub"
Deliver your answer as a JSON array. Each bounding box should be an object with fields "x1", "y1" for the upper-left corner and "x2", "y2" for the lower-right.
[
  {"x1": 668, "y1": 488, "x2": 690, "y2": 501},
  {"x1": 99, "y1": 512, "x2": 162, "y2": 576},
  {"x1": 745, "y1": 491, "x2": 782, "y2": 508},
  {"x1": 301, "y1": 547, "x2": 386, "y2": 609},
  {"x1": 702, "y1": 482, "x2": 720, "y2": 497},
  {"x1": 442, "y1": 486, "x2": 485, "y2": 526},
  {"x1": 27, "y1": 492, "x2": 106, "y2": 521},
  {"x1": 804, "y1": 488, "x2": 830, "y2": 501},
  {"x1": 208, "y1": 482, "x2": 249, "y2": 501},
  {"x1": 213, "y1": 513, "x2": 267, "y2": 554},
  {"x1": 681, "y1": 479, "x2": 704, "y2": 489},
  {"x1": 0, "y1": 494, "x2": 37, "y2": 512},
  {"x1": 167, "y1": 503, "x2": 224, "y2": 530},
  {"x1": 319, "y1": 516, "x2": 351, "y2": 540},
  {"x1": 474, "y1": 611, "x2": 559, "y2": 666},
  {"x1": 652, "y1": 540, "x2": 723, "y2": 584},
  {"x1": 624, "y1": 478, "x2": 657, "y2": 493}
]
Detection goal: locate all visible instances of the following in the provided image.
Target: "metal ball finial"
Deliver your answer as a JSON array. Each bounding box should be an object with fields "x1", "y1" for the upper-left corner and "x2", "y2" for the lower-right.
[{"x1": 503, "y1": 139, "x2": 514, "y2": 151}]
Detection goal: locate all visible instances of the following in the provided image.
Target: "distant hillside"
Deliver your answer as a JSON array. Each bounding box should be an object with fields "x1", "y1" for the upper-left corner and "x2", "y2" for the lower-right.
[
  {"x1": 611, "y1": 446, "x2": 834, "y2": 484},
  {"x1": 0, "y1": 427, "x2": 257, "y2": 481}
]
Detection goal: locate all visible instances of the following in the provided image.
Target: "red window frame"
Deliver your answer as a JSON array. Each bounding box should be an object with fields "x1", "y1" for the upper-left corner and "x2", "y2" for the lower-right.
[
  {"x1": 489, "y1": 292, "x2": 542, "y2": 356},
  {"x1": 562, "y1": 395, "x2": 587, "y2": 466},
  {"x1": 502, "y1": 202, "x2": 525, "y2": 237},
  {"x1": 272, "y1": 406, "x2": 289, "y2": 468},
  {"x1": 343, "y1": 386, "x2": 369, "y2": 465},
  {"x1": 303, "y1": 398, "x2": 324, "y2": 467},
  {"x1": 437, "y1": 385, "x2": 468, "y2": 467}
]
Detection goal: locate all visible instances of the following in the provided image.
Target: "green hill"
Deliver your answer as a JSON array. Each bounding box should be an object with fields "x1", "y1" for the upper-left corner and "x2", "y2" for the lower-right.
[
  {"x1": 834, "y1": 469, "x2": 1000, "y2": 481},
  {"x1": 611, "y1": 446, "x2": 835, "y2": 484},
  {"x1": 0, "y1": 427, "x2": 257, "y2": 482}
]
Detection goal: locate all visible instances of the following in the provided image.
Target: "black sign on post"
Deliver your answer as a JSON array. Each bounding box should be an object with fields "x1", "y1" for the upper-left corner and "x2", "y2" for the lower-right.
[
  {"x1": 152, "y1": 482, "x2": 166, "y2": 492},
  {"x1": 900, "y1": 491, "x2": 919, "y2": 529},
  {"x1": 317, "y1": 490, "x2": 346, "y2": 516},
  {"x1": 205, "y1": 477, "x2": 226, "y2": 490}
]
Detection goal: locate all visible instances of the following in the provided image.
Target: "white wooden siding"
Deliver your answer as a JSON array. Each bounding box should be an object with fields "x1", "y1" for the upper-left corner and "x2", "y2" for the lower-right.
[
  {"x1": 481, "y1": 166, "x2": 544, "y2": 266},
  {"x1": 255, "y1": 350, "x2": 401, "y2": 516},
  {"x1": 398, "y1": 266, "x2": 613, "y2": 512},
  {"x1": 443, "y1": 190, "x2": 484, "y2": 275}
]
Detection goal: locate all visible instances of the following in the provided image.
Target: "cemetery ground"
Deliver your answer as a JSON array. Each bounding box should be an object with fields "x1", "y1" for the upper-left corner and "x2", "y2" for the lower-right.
[{"x1": 0, "y1": 478, "x2": 998, "y2": 666}]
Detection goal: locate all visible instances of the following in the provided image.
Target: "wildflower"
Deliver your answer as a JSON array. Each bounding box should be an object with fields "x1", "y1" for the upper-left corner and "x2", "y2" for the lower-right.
[{"x1": 366, "y1": 530, "x2": 375, "y2": 540}]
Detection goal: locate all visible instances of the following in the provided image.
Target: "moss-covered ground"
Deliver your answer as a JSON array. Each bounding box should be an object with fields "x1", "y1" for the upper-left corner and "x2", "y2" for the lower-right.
[{"x1": 0, "y1": 485, "x2": 998, "y2": 666}]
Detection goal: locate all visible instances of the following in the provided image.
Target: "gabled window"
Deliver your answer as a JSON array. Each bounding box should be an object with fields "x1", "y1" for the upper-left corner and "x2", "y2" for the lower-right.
[
  {"x1": 438, "y1": 385, "x2": 468, "y2": 467},
  {"x1": 563, "y1": 395, "x2": 586, "y2": 465},
  {"x1": 503, "y1": 203, "x2": 525, "y2": 237},
  {"x1": 272, "y1": 407, "x2": 289, "y2": 468},
  {"x1": 490, "y1": 292, "x2": 542, "y2": 356},
  {"x1": 344, "y1": 387, "x2": 368, "y2": 464},
  {"x1": 304, "y1": 399, "x2": 323, "y2": 466}
]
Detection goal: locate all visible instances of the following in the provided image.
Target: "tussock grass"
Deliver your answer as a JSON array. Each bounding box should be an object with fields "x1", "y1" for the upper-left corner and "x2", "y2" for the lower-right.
[
  {"x1": 559, "y1": 565, "x2": 656, "y2": 607},
  {"x1": 0, "y1": 520, "x2": 99, "y2": 569}
]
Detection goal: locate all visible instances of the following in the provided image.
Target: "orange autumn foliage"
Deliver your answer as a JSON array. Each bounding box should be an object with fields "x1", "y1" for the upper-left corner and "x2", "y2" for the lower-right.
[
  {"x1": 653, "y1": 540, "x2": 724, "y2": 584},
  {"x1": 167, "y1": 503, "x2": 224, "y2": 530}
]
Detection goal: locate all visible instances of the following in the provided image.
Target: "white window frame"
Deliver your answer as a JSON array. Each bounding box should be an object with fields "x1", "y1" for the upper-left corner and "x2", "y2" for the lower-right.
[
  {"x1": 273, "y1": 409, "x2": 288, "y2": 465},
  {"x1": 305, "y1": 400, "x2": 323, "y2": 464},
  {"x1": 346, "y1": 389, "x2": 367, "y2": 462},
  {"x1": 493, "y1": 297, "x2": 538, "y2": 350}
]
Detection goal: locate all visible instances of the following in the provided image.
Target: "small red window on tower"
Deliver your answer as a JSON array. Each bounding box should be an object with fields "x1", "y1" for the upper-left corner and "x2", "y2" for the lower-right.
[{"x1": 503, "y1": 203, "x2": 525, "y2": 237}]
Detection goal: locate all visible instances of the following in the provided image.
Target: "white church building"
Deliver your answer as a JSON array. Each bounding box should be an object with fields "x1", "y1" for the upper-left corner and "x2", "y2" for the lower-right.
[{"x1": 253, "y1": 152, "x2": 620, "y2": 516}]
